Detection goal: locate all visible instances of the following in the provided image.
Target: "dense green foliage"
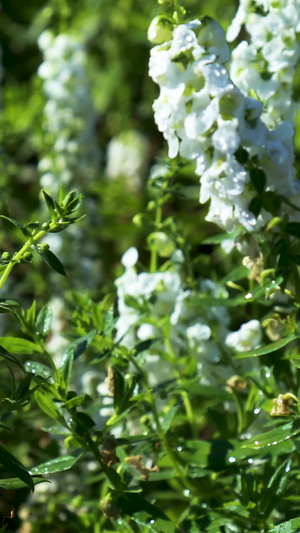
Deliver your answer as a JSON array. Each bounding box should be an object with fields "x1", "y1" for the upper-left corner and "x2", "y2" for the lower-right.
[{"x1": 2, "y1": 1, "x2": 300, "y2": 533}]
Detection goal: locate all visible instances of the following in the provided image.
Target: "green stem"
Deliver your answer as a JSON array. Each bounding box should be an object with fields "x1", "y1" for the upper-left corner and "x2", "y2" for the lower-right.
[
  {"x1": 150, "y1": 203, "x2": 162, "y2": 273},
  {"x1": 165, "y1": 338, "x2": 197, "y2": 437},
  {"x1": 126, "y1": 351, "x2": 195, "y2": 493},
  {"x1": 292, "y1": 263, "x2": 300, "y2": 303},
  {"x1": 0, "y1": 225, "x2": 53, "y2": 291}
]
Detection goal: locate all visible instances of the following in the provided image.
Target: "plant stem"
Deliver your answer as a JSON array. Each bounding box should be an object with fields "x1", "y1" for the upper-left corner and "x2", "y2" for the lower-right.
[
  {"x1": 126, "y1": 351, "x2": 195, "y2": 493},
  {"x1": 150, "y1": 203, "x2": 162, "y2": 273},
  {"x1": 165, "y1": 337, "x2": 197, "y2": 437},
  {"x1": 0, "y1": 223, "x2": 56, "y2": 291}
]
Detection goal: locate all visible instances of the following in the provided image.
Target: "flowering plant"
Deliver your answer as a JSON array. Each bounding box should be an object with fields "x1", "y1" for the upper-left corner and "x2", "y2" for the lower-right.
[{"x1": 1, "y1": 0, "x2": 300, "y2": 532}]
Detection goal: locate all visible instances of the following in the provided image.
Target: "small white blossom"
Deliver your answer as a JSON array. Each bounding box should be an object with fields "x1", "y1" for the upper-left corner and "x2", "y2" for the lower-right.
[
  {"x1": 225, "y1": 319, "x2": 263, "y2": 352},
  {"x1": 228, "y1": 0, "x2": 300, "y2": 128}
]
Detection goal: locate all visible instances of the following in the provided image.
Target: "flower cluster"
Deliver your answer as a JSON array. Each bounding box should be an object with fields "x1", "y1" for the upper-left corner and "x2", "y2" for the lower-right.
[
  {"x1": 115, "y1": 247, "x2": 232, "y2": 385},
  {"x1": 149, "y1": 18, "x2": 300, "y2": 232},
  {"x1": 38, "y1": 32, "x2": 100, "y2": 193},
  {"x1": 228, "y1": 0, "x2": 300, "y2": 128}
]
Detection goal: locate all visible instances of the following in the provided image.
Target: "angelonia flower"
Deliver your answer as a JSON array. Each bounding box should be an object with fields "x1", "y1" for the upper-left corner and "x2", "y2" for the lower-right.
[
  {"x1": 227, "y1": 0, "x2": 300, "y2": 128},
  {"x1": 105, "y1": 130, "x2": 150, "y2": 191},
  {"x1": 225, "y1": 319, "x2": 263, "y2": 352},
  {"x1": 115, "y1": 247, "x2": 230, "y2": 385},
  {"x1": 37, "y1": 31, "x2": 100, "y2": 193},
  {"x1": 149, "y1": 17, "x2": 300, "y2": 233}
]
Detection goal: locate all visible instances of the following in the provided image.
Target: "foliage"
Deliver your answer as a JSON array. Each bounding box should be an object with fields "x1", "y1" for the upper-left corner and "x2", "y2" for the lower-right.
[{"x1": 1, "y1": 0, "x2": 300, "y2": 532}]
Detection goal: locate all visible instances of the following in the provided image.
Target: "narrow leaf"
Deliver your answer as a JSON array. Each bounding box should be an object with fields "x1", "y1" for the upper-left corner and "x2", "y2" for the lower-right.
[
  {"x1": 0, "y1": 337, "x2": 42, "y2": 355},
  {"x1": 234, "y1": 334, "x2": 298, "y2": 359},
  {"x1": 242, "y1": 419, "x2": 300, "y2": 449},
  {"x1": 0, "y1": 345, "x2": 25, "y2": 371},
  {"x1": 37, "y1": 248, "x2": 66, "y2": 276},
  {"x1": 36, "y1": 306, "x2": 53, "y2": 339},
  {"x1": 0, "y1": 444, "x2": 34, "y2": 491},
  {"x1": 29, "y1": 453, "x2": 83, "y2": 475},
  {"x1": 0, "y1": 215, "x2": 30, "y2": 236},
  {"x1": 0, "y1": 477, "x2": 48, "y2": 490}
]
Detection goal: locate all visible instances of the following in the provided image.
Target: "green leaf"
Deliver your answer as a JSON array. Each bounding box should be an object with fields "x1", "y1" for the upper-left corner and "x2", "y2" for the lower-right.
[
  {"x1": 0, "y1": 477, "x2": 48, "y2": 490},
  {"x1": 174, "y1": 383, "x2": 231, "y2": 401},
  {"x1": 60, "y1": 330, "x2": 96, "y2": 389},
  {"x1": 62, "y1": 395, "x2": 86, "y2": 409},
  {"x1": 35, "y1": 390, "x2": 63, "y2": 422},
  {"x1": 35, "y1": 306, "x2": 53, "y2": 339},
  {"x1": 100, "y1": 461, "x2": 124, "y2": 492},
  {"x1": 113, "y1": 368, "x2": 125, "y2": 413},
  {"x1": 133, "y1": 338, "x2": 161, "y2": 355},
  {"x1": 1, "y1": 397, "x2": 30, "y2": 414},
  {"x1": 37, "y1": 247, "x2": 66, "y2": 276},
  {"x1": 242, "y1": 419, "x2": 300, "y2": 449},
  {"x1": 26, "y1": 361, "x2": 53, "y2": 380},
  {"x1": 268, "y1": 517, "x2": 300, "y2": 532},
  {"x1": 260, "y1": 459, "x2": 292, "y2": 516},
  {"x1": 0, "y1": 345, "x2": 25, "y2": 371},
  {"x1": 160, "y1": 405, "x2": 179, "y2": 432},
  {"x1": 15, "y1": 373, "x2": 31, "y2": 400},
  {"x1": 133, "y1": 514, "x2": 176, "y2": 533},
  {"x1": 221, "y1": 265, "x2": 250, "y2": 285},
  {"x1": 64, "y1": 329, "x2": 97, "y2": 361},
  {"x1": 0, "y1": 299, "x2": 19, "y2": 313},
  {"x1": 42, "y1": 190, "x2": 55, "y2": 216},
  {"x1": 250, "y1": 168, "x2": 266, "y2": 194},
  {"x1": 29, "y1": 453, "x2": 83, "y2": 475},
  {"x1": 69, "y1": 412, "x2": 95, "y2": 436},
  {"x1": 234, "y1": 334, "x2": 298, "y2": 359},
  {"x1": 118, "y1": 493, "x2": 169, "y2": 521},
  {"x1": 0, "y1": 337, "x2": 42, "y2": 355},
  {"x1": 0, "y1": 215, "x2": 30, "y2": 236},
  {"x1": 0, "y1": 444, "x2": 34, "y2": 491},
  {"x1": 285, "y1": 222, "x2": 300, "y2": 239}
]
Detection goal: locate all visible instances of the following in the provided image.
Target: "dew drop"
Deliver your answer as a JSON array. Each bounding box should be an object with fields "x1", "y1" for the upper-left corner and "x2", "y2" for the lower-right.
[
  {"x1": 177, "y1": 446, "x2": 183, "y2": 452},
  {"x1": 267, "y1": 443, "x2": 271, "y2": 447},
  {"x1": 149, "y1": 519, "x2": 155, "y2": 525},
  {"x1": 253, "y1": 408, "x2": 261, "y2": 415},
  {"x1": 248, "y1": 458, "x2": 253, "y2": 464},
  {"x1": 245, "y1": 292, "x2": 253, "y2": 300},
  {"x1": 228, "y1": 456, "x2": 236, "y2": 463},
  {"x1": 272, "y1": 441, "x2": 278, "y2": 445},
  {"x1": 183, "y1": 489, "x2": 190, "y2": 497},
  {"x1": 254, "y1": 440, "x2": 259, "y2": 446}
]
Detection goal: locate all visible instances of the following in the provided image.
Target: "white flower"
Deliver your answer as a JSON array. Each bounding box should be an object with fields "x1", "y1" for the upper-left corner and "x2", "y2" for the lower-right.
[
  {"x1": 121, "y1": 247, "x2": 139, "y2": 268},
  {"x1": 38, "y1": 31, "x2": 100, "y2": 194},
  {"x1": 228, "y1": 0, "x2": 300, "y2": 128},
  {"x1": 225, "y1": 319, "x2": 262, "y2": 352},
  {"x1": 149, "y1": 16, "x2": 300, "y2": 234}
]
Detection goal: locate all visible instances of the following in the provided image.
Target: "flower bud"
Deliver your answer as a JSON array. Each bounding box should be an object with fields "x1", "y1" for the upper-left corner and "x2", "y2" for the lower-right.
[
  {"x1": 148, "y1": 16, "x2": 173, "y2": 44},
  {"x1": 38, "y1": 243, "x2": 50, "y2": 253},
  {"x1": 1, "y1": 252, "x2": 11, "y2": 261},
  {"x1": 148, "y1": 232, "x2": 176, "y2": 257},
  {"x1": 99, "y1": 494, "x2": 119, "y2": 519}
]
